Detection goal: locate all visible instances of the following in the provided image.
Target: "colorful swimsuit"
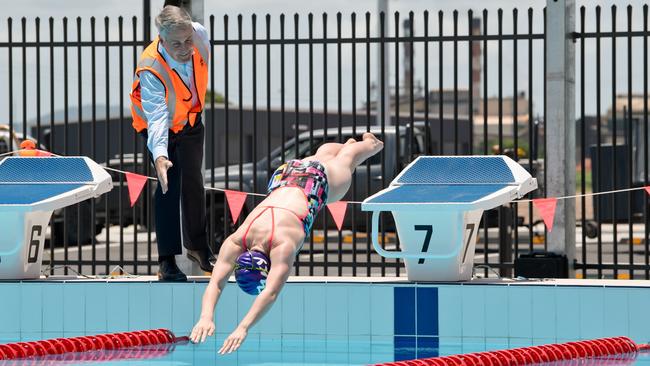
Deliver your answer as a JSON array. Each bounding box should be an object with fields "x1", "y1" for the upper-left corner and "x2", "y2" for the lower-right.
[
  {"x1": 267, "y1": 159, "x2": 329, "y2": 235},
  {"x1": 240, "y1": 159, "x2": 329, "y2": 252}
]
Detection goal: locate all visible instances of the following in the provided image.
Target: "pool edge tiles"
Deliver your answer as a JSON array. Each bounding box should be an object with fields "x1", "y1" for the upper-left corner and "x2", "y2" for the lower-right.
[{"x1": 2, "y1": 278, "x2": 650, "y2": 352}]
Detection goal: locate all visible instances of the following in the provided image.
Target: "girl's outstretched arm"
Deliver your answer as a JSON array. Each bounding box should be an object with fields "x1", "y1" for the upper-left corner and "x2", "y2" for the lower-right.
[
  {"x1": 218, "y1": 243, "x2": 295, "y2": 354},
  {"x1": 190, "y1": 238, "x2": 241, "y2": 343}
]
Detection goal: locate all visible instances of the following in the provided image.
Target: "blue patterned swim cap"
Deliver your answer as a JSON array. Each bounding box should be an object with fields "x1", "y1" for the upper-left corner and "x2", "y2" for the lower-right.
[{"x1": 234, "y1": 250, "x2": 270, "y2": 295}]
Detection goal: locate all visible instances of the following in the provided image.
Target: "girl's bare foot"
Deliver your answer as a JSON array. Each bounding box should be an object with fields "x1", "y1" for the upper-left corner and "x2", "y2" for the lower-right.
[
  {"x1": 345, "y1": 138, "x2": 356, "y2": 145},
  {"x1": 362, "y1": 132, "x2": 384, "y2": 154}
]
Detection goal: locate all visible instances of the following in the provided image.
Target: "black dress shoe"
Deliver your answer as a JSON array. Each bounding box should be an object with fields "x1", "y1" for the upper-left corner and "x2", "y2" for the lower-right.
[
  {"x1": 157, "y1": 257, "x2": 187, "y2": 282},
  {"x1": 186, "y1": 247, "x2": 216, "y2": 273}
]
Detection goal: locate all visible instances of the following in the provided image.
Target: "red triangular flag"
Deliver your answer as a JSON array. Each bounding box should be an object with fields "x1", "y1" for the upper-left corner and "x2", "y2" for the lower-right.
[
  {"x1": 225, "y1": 190, "x2": 248, "y2": 224},
  {"x1": 533, "y1": 197, "x2": 558, "y2": 232},
  {"x1": 645, "y1": 186, "x2": 650, "y2": 196},
  {"x1": 327, "y1": 201, "x2": 348, "y2": 231},
  {"x1": 125, "y1": 172, "x2": 148, "y2": 207}
]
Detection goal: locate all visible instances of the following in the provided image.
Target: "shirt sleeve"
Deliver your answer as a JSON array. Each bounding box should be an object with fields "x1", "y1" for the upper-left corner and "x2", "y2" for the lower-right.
[
  {"x1": 192, "y1": 22, "x2": 210, "y2": 57},
  {"x1": 139, "y1": 71, "x2": 170, "y2": 161}
]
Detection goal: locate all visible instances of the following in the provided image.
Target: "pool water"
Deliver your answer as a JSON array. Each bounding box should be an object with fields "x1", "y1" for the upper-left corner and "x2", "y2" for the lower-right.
[{"x1": 3, "y1": 336, "x2": 650, "y2": 366}]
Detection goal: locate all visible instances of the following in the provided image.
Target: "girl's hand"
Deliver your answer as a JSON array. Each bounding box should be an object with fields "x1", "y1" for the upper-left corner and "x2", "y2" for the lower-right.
[
  {"x1": 218, "y1": 327, "x2": 248, "y2": 354},
  {"x1": 190, "y1": 317, "x2": 215, "y2": 344}
]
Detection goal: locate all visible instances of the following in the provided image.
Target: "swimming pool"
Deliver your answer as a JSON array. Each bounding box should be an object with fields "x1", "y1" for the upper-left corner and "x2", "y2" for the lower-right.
[{"x1": 1, "y1": 278, "x2": 650, "y2": 365}]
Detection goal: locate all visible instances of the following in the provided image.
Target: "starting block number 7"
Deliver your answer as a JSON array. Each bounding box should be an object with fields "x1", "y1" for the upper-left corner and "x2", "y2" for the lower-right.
[
  {"x1": 415, "y1": 225, "x2": 433, "y2": 264},
  {"x1": 415, "y1": 223, "x2": 476, "y2": 264}
]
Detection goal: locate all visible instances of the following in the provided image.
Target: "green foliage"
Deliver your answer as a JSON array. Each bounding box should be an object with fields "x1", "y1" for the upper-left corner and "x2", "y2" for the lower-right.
[
  {"x1": 205, "y1": 90, "x2": 228, "y2": 104},
  {"x1": 576, "y1": 169, "x2": 593, "y2": 193}
]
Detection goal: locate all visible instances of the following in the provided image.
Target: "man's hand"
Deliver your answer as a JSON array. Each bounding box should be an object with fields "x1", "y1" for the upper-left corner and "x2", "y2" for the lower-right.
[
  {"x1": 218, "y1": 326, "x2": 248, "y2": 354},
  {"x1": 190, "y1": 316, "x2": 215, "y2": 344},
  {"x1": 155, "y1": 156, "x2": 173, "y2": 194}
]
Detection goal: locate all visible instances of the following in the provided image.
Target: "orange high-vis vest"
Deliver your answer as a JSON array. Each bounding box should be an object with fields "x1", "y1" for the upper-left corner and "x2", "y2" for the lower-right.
[{"x1": 130, "y1": 34, "x2": 209, "y2": 134}]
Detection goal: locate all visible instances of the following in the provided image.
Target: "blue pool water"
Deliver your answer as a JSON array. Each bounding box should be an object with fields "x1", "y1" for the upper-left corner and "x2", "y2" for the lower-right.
[{"x1": 3, "y1": 336, "x2": 650, "y2": 365}]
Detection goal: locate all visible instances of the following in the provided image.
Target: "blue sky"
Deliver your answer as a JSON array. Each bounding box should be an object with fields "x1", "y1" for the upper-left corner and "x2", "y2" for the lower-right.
[{"x1": 0, "y1": 0, "x2": 648, "y2": 130}]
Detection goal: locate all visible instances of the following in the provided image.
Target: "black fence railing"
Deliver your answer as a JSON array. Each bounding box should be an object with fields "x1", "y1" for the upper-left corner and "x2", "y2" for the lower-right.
[
  {"x1": 573, "y1": 4, "x2": 650, "y2": 279},
  {"x1": 0, "y1": 5, "x2": 648, "y2": 279}
]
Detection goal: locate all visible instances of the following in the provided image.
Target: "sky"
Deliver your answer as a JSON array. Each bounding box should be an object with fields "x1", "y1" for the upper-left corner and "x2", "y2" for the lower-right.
[{"x1": 0, "y1": 0, "x2": 648, "y2": 131}]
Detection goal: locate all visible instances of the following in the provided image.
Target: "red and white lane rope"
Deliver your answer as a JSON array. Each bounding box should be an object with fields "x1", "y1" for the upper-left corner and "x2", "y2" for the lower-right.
[
  {"x1": 0, "y1": 328, "x2": 187, "y2": 360},
  {"x1": 373, "y1": 337, "x2": 649, "y2": 366}
]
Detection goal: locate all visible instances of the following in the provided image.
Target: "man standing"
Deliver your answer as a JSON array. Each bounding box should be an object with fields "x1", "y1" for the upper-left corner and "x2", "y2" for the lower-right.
[{"x1": 130, "y1": 5, "x2": 214, "y2": 281}]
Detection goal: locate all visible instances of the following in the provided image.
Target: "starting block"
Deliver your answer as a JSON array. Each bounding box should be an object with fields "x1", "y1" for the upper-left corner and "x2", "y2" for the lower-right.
[
  {"x1": 362, "y1": 156, "x2": 537, "y2": 281},
  {"x1": 0, "y1": 157, "x2": 112, "y2": 279}
]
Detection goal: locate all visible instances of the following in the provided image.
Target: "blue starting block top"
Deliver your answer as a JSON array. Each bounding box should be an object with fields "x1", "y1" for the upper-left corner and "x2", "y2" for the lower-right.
[
  {"x1": 363, "y1": 156, "x2": 537, "y2": 211},
  {"x1": 395, "y1": 156, "x2": 515, "y2": 184},
  {"x1": 0, "y1": 157, "x2": 112, "y2": 211}
]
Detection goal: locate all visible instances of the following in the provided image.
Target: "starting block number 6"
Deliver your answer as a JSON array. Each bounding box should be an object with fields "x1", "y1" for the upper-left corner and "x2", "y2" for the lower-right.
[{"x1": 27, "y1": 225, "x2": 42, "y2": 264}]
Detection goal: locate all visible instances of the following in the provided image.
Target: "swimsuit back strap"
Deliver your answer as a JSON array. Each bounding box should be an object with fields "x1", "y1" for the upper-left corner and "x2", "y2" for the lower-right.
[
  {"x1": 242, "y1": 204, "x2": 309, "y2": 251},
  {"x1": 263, "y1": 204, "x2": 307, "y2": 221},
  {"x1": 242, "y1": 206, "x2": 272, "y2": 251},
  {"x1": 269, "y1": 207, "x2": 275, "y2": 249}
]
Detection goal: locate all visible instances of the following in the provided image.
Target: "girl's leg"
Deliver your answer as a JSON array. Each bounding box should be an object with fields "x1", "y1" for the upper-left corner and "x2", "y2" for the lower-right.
[
  {"x1": 321, "y1": 133, "x2": 383, "y2": 202},
  {"x1": 333, "y1": 133, "x2": 384, "y2": 171},
  {"x1": 310, "y1": 139, "x2": 357, "y2": 161}
]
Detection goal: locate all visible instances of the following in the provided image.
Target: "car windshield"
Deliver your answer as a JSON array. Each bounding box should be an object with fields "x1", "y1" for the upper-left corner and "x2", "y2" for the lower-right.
[
  {"x1": 281, "y1": 139, "x2": 318, "y2": 161},
  {"x1": 260, "y1": 138, "x2": 321, "y2": 169}
]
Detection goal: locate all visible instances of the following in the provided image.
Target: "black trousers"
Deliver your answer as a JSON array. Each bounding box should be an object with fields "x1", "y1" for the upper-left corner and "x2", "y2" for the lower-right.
[{"x1": 140, "y1": 118, "x2": 208, "y2": 258}]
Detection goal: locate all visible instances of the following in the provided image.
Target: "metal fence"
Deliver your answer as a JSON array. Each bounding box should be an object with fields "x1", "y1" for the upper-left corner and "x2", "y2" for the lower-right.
[
  {"x1": 573, "y1": 4, "x2": 650, "y2": 279},
  {"x1": 0, "y1": 3, "x2": 648, "y2": 279}
]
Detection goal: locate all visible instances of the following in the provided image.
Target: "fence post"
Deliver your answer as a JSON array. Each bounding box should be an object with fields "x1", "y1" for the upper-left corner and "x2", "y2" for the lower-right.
[
  {"x1": 189, "y1": 0, "x2": 205, "y2": 25},
  {"x1": 162, "y1": 0, "x2": 204, "y2": 25},
  {"x1": 143, "y1": 0, "x2": 151, "y2": 43},
  {"x1": 377, "y1": 0, "x2": 390, "y2": 126},
  {"x1": 545, "y1": 0, "x2": 576, "y2": 277}
]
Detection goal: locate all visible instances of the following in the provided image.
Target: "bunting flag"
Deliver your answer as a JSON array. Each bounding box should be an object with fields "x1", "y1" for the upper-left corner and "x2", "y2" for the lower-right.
[
  {"x1": 125, "y1": 172, "x2": 149, "y2": 207},
  {"x1": 327, "y1": 201, "x2": 348, "y2": 231},
  {"x1": 225, "y1": 190, "x2": 248, "y2": 224},
  {"x1": 533, "y1": 197, "x2": 558, "y2": 232},
  {"x1": 645, "y1": 186, "x2": 650, "y2": 196}
]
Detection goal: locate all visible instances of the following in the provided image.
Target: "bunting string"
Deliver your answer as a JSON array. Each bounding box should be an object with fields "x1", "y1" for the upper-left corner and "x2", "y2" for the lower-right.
[
  {"x1": 514, "y1": 185, "x2": 647, "y2": 204},
  {"x1": 4, "y1": 149, "x2": 650, "y2": 232},
  {"x1": 5, "y1": 147, "x2": 650, "y2": 204}
]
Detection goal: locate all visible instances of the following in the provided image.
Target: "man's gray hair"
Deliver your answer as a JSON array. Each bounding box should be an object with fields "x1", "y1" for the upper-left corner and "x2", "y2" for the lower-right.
[{"x1": 155, "y1": 5, "x2": 193, "y2": 39}]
